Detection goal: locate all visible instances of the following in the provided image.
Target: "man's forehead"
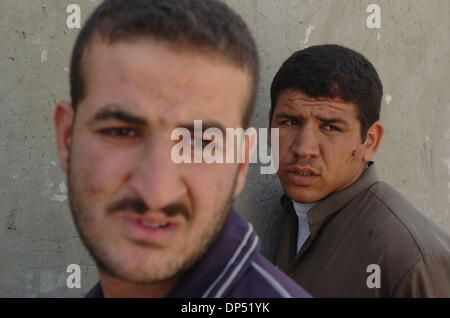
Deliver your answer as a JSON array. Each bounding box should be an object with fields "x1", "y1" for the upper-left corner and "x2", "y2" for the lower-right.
[
  {"x1": 276, "y1": 89, "x2": 358, "y2": 117},
  {"x1": 82, "y1": 35, "x2": 252, "y2": 83},
  {"x1": 77, "y1": 38, "x2": 251, "y2": 127}
]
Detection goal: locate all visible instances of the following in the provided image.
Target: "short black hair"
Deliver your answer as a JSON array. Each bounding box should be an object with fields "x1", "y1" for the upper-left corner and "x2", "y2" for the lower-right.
[
  {"x1": 70, "y1": 0, "x2": 259, "y2": 127},
  {"x1": 270, "y1": 44, "x2": 383, "y2": 140}
]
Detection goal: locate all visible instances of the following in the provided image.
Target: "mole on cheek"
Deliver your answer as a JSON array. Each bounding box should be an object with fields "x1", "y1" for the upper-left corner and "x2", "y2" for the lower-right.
[{"x1": 345, "y1": 149, "x2": 356, "y2": 162}]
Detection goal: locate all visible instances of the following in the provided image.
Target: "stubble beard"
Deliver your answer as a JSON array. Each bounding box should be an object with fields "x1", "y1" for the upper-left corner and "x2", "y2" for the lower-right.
[{"x1": 67, "y1": 153, "x2": 237, "y2": 286}]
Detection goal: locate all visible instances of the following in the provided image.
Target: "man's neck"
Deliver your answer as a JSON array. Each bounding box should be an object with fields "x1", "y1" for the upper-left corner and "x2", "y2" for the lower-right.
[{"x1": 98, "y1": 269, "x2": 180, "y2": 298}]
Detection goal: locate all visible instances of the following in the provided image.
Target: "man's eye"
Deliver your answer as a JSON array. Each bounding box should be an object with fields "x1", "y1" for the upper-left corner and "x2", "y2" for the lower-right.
[
  {"x1": 283, "y1": 120, "x2": 300, "y2": 126},
  {"x1": 100, "y1": 127, "x2": 138, "y2": 138},
  {"x1": 322, "y1": 124, "x2": 339, "y2": 131}
]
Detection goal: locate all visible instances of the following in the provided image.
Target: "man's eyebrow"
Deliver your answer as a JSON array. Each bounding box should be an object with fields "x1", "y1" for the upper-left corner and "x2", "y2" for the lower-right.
[
  {"x1": 179, "y1": 120, "x2": 227, "y2": 135},
  {"x1": 274, "y1": 112, "x2": 349, "y2": 126},
  {"x1": 316, "y1": 116, "x2": 349, "y2": 126},
  {"x1": 88, "y1": 105, "x2": 148, "y2": 125},
  {"x1": 274, "y1": 112, "x2": 302, "y2": 121}
]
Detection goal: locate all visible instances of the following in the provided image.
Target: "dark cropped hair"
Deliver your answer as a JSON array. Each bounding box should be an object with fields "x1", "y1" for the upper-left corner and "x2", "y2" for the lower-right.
[
  {"x1": 70, "y1": 0, "x2": 259, "y2": 127},
  {"x1": 270, "y1": 44, "x2": 383, "y2": 141}
]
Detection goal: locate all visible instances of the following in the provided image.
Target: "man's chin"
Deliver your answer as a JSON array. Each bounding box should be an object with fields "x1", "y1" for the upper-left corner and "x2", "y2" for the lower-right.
[
  {"x1": 89, "y1": 233, "x2": 211, "y2": 285},
  {"x1": 284, "y1": 187, "x2": 324, "y2": 203},
  {"x1": 97, "y1": 262, "x2": 183, "y2": 286},
  {"x1": 95, "y1": 252, "x2": 187, "y2": 285}
]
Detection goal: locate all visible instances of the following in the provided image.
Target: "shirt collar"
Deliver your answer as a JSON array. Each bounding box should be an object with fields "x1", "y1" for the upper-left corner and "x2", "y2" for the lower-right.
[
  {"x1": 280, "y1": 162, "x2": 379, "y2": 256},
  {"x1": 292, "y1": 201, "x2": 319, "y2": 218}
]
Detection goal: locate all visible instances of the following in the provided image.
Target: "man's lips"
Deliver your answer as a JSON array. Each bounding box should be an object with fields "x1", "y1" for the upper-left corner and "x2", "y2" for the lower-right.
[
  {"x1": 116, "y1": 211, "x2": 181, "y2": 244},
  {"x1": 285, "y1": 167, "x2": 320, "y2": 186}
]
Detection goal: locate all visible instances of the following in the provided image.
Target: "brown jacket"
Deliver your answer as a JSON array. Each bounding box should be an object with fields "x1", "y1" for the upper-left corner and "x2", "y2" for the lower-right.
[{"x1": 276, "y1": 162, "x2": 450, "y2": 297}]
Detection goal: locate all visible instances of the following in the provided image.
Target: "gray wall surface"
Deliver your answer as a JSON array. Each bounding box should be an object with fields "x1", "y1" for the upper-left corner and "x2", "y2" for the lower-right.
[{"x1": 1, "y1": 0, "x2": 449, "y2": 297}]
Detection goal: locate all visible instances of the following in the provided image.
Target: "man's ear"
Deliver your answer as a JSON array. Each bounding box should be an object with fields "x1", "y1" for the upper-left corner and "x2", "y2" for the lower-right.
[
  {"x1": 54, "y1": 101, "x2": 74, "y2": 173},
  {"x1": 362, "y1": 121, "x2": 384, "y2": 162},
  {"x1": 233, "y1": 128, "x2": 257, "y2": 197}
]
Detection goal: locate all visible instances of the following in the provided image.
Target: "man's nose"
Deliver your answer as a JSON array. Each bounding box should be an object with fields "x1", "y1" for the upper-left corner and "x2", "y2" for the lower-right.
[
  {"x1": 129, "y1": 134, "x2": 187, "y2": 210},
  {"x1": 291, "y1": 123, "x2": 320, "y2": 159}
]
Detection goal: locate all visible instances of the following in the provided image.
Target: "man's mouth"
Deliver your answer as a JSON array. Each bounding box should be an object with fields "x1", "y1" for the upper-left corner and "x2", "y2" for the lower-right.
[
  {"x1": 117, "y1": 211, "x2": 179, "y2": 243},
  {"x1": 287, "y1": 167, "x2": 319, "y2": 175},
  {"x1": 286, "y1": 167, "x2": 320, "y2": 186},
  {"x1": 290, "y1": 170, "x2": 315, "y2": 176},
  {"x1": 139, "y1": 220, "x2": 169, "y2": 229}
]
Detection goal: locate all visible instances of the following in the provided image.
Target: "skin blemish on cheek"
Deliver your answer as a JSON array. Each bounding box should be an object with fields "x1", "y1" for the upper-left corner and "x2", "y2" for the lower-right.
[{"x1": 345, "y1": 149, "x2": 357, "y2": 162}]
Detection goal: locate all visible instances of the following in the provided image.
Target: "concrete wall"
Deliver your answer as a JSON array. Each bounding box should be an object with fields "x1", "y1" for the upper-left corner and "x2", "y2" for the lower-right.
[{"x1": 1, "y1": 0, "x2": 448, "y2": 297}]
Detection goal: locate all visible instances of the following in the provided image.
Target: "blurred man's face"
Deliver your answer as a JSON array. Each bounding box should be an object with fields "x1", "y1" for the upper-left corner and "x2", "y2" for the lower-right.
[
  {"x1": 54, "y1": 38, "x2": 252, "y2": 286},
  {"x1": 271, "y1": 89, "x2": 376, "y2": 203}
]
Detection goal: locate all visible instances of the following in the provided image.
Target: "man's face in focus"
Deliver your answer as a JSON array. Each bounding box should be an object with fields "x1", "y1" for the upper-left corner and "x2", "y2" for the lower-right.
[
  {"x1": 271, "y1": 89, "x2": 381, "y2": 203},
  {"x1": 54, "y1": 38, "x2": 252, "y2": 285}
]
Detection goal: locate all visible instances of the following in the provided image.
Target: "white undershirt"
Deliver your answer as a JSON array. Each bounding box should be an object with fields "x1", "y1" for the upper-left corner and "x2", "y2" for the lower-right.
[{"x1": 292, "y1": 201, "x2": 319, "y2": 253}]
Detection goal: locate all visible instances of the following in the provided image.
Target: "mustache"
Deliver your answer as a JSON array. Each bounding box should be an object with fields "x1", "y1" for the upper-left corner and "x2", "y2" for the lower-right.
[{"x1": 106, "y1": 197, "x2": 189, "y2": 218}]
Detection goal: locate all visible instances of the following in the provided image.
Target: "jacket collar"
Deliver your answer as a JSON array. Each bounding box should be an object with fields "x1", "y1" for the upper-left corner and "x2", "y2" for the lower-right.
[
  {"x1": 167, "y1": 208, "x2": 259, "y2": 298},
  {"x1": 278, "y1": 162, "x2": 379, "y2": 269}
]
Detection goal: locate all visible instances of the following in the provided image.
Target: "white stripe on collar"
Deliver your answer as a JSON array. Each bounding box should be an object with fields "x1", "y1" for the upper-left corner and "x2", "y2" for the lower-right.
[
  {"x1": 213, "y1": 235, "x2": 259, "y2": 298},
  {"x1": 251, "y1": 261, "x2": 292, "y2": 298},
  {"x1": 201, "y1": 223, "x2": 254, "y2": 298}
]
